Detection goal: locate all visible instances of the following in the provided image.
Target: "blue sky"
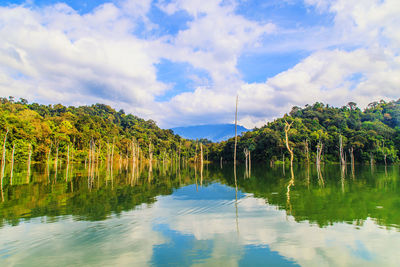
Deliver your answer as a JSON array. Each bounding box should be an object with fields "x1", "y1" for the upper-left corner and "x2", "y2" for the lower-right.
[
  {"x1": 0, "y1": 0, "x2": 110, "y2": 13},
  {"x1": 0, "y1": 0, "x2": 399, "y2": 128}
]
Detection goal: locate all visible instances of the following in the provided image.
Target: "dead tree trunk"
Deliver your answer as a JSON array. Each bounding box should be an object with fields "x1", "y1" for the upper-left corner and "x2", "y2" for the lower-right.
[
  {"x1": 244, "y1": 148, "x2": 249, "y2": 178},
  {"x1": 92, "y1": 140, "x2": 96, "y2": 181},
  {"x1": 339, "y1": 135, "x2": 346, "y2": 166},
  {"x1": 178, "y1": 141, "x2": 182, "y2": 170},
  {"x1": 148, "y1": 141, "x2": 153, "y2": 182},
  {"x1": 284, "y1": 120, "x2": 294, "y2": 168},
  {"x1": 131, "y1": 138, "x2": 136, "y2": 179},
  {"x1": 47, "y1": 141, "x2": 52, "y2": 163},
  {"x1": 126, "y1": 146, "x2": 129, "y2": 171},
  {"x1": 194, "y1": 143, "x2": 198, "y2": 165},
  {"x1": 1, "y1": 129, "x2": 9, "y2": 188},
  {"x1": 316, "y1": 141, "x2": 324, "y2": 185},
  {"x1": 119, "y1": 152, "x2": 122, "y2": 172},
  {"x1": 163, "y1": 150, "x2": 165, "y2": 171},
  {"x1": 54, "y1": 140, "x2": 59, "y2": 170},
  {"x1": 132, "y1": 138, "x2": 137, "y2": 178},
  {"x1": 382, "y1": 140, "x2": 387, "y2": 167},
  {"x1": 341, "y1": 163, "x2": 345, "y2": 193},
  {"x1": 370, "y1": 152, "x2": 374, "y2": 167},
  {"x1": 137, "y1": 145, "x2": 141, "y2": 174},
  {"x1": 10, "y1": 143, "x2": 15, "y2": 185},
  {"x1": 27, "y1": 143, "x2": 32, "y2": 183},
  {"x1": 111, "y1": 138, "x2": 115, "y2": 170},
  {"x1": 66, "y1": 145, "x2": 70, "y2": 182},
  {"x1": 88, "y1": 139, "x2": 92, "y2": 181},
  {"x1": 304, "y1": 139, "x2": 309, "y2": 164},
  {"x1": 98, "y1": 142, "x2": 101, "y2": 169},
  {"x1": 106, "y1": 141, "x2": 110, "y2": 172},
  {"x1": 200, "y1": 143, "x2": 203, "y2": 185},
  {"x1": 47, "y1": 141, "x2": 52, "y2": 183},
  {"x1": 284, "y1": 120, "x2": 295, "y2": 214},
  {"x1": 248, "y1": 150, "x2": 251, "y2": 177},
  {"x1": 316, "y1": 141, "x2": 323, "y2": 166},
  {"x1": 349, "y1": 147, "x2": 355, "y2": 178},
  {"x1": 349, "y1": 147, "x2": 354, "y2": 166},
  {"x1": 200, "y1": 143, "x2": 203, "y2": 167},
  {"x1": 286, "y1": 162, "x2": 295, "y2": 215}
]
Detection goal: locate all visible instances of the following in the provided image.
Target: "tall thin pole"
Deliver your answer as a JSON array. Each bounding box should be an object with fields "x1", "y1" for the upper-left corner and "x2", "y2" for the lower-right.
[
  {"x1": 234, "y1": 96, "x2": 238, "y2": 168},
  {"x1": 234, "y1": 95, "x2": 238, "y2": 189},
  {"x1": 234, "y1": 95, "x2": 239, "y2": 233}
]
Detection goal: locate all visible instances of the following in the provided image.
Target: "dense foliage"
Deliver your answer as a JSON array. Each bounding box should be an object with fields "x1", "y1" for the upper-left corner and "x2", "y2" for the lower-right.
[
  {"x1": 0, "y1": 97, "x2": 197, "y2": 163},
  {"x1": 2, "y1": 97, "x2": 399, "y2": 165},
  {"x1": 209, "y1": 99, "x2": 400, "y2": 164}
]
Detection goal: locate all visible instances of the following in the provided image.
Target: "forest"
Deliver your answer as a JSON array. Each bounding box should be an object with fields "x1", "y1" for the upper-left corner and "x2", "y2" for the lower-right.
[
  {"x1": 208, "y1": 99, "x2": 400, "y2": 165},
  {"x1": 1, "y1": 97, "x2": 399, "y2": 166},
  {"x1": 0, "y1": 97, "x2": 198, "y2": 165}
]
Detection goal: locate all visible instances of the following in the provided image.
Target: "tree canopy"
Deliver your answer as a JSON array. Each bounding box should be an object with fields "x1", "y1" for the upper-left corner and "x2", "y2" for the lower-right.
[
  {"x1": 208, "y1": 99, "x2": 400, "y2": 164},
  {"x1": 0, "y1": 98, "x2": 198, "y2": 163}
]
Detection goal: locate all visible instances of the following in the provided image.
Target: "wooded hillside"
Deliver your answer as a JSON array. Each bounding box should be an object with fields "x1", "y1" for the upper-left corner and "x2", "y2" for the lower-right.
[
  {"x1": 209, "y1": 99, "x2": 400, "y2": 164},
  {"x1": 0, "y1": 97, "x2": 196, "y2": 163}
]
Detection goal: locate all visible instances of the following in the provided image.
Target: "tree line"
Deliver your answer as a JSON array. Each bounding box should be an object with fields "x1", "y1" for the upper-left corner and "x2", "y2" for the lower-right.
[
  {"x1": 208, "y1": 99, "x2": 400, "y2": 165},
  {"x1": 0, "y1": 97, "x2": 201, "y2": 165},
  {"x1": 1, "y1": 97, "x2": 399, "y2": 166}
]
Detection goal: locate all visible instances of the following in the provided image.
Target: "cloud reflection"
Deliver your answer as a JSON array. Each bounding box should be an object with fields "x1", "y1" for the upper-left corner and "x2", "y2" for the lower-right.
[{"x1": 0, "y1": 183, "x2": 399, "y2": 266}]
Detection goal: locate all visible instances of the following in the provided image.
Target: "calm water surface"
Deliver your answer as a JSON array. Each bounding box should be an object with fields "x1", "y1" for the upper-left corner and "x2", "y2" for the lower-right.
[{"x1": 0, "y1": 163, "x2": 399, "y2": 266}]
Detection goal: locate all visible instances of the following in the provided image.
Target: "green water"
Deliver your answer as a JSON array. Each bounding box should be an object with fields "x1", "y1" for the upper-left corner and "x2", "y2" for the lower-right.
[{"x1": 0, "y1": 163, "x2": 399, "y2": 266}]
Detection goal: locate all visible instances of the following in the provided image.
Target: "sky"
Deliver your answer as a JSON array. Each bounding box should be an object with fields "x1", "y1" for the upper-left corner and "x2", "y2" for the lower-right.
[{"x1": 0, "y1": 0, "x2": 399, "y2": 128}]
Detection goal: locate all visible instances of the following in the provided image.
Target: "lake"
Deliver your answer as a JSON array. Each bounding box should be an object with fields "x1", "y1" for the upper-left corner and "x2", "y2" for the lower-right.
[{"x1": 0, "y1": 162, "x2": 399, "y2": 266}]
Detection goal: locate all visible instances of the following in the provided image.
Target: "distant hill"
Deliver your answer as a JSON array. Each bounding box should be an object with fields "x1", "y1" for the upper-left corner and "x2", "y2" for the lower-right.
[{"x1": 171, "y1": 124, "x2": 249, "y2": 142}]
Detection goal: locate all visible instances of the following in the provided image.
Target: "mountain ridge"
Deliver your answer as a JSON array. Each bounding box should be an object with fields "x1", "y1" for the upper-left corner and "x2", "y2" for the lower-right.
[{"x1": 171, "y1": 124, "x2": 249, "y2": 142}]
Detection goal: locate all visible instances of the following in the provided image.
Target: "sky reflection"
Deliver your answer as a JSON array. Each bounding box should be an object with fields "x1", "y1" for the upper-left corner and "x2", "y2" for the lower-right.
[{"x1": 0, "y1": 182, "x2": 399, "y2": 266}]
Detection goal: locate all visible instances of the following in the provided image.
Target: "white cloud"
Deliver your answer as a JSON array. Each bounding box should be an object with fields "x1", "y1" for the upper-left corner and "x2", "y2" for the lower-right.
[
  {"x1": 0, "y1": 4, "x2": 173, "y2": 120},
  {"x1": 158, "y1": 0, "x2": 400, "y2": 128},
  {"x1": 0, "y1": 1, "x2": 274, "y2": 126},
  {"x1": 0, "y1": 0, "x2": 399, "y2": 128},
  {"x1": 157, "y1": 0, "x2": 275, "y2": 88}
]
